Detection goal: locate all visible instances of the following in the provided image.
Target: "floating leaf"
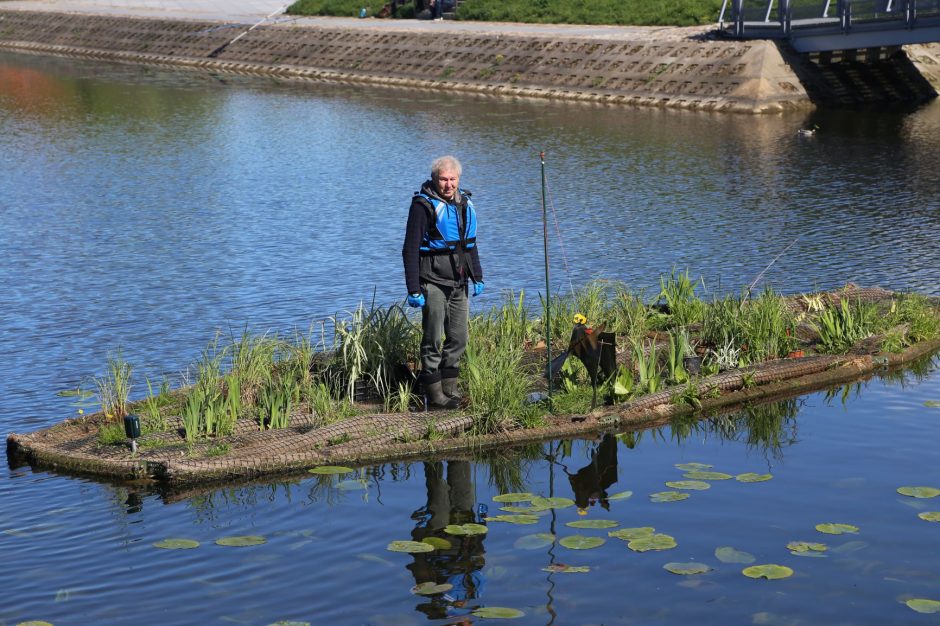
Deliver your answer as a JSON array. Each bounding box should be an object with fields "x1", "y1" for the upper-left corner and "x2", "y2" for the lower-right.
[
  {"x1": 683, "y1": 471, "x2": 733, "y2": 481},
  {"x1": 493, "y1": 492, "x2": 535, "y2": 503},
  {"x1": 16, "y1": 622, "x2": 54, "y2": 626},
  {"x1": 736, "y1": 473, "x2": 773, "y2": 483},
  {"x1": 542, "y1": 563, "x2": 590, "y2": 573},
  {"x1": 742, "y1": 564, "x2": 793, "y2": 580},
  {"x1": 421, "y1": 537, "x2": 452, "y2": 549},
  {"x1": 787, "y1": 541, "x2": 827, "y2": 553},
  {"x1": 918, "y1": 512, "x2": 940, "y2": 522},
  {"x1": 514, "y1": 533, "x2": 555, "y2": 550},
  {"x1": 267, "y1": 622, "x2": 310, "y2": 626},
  {"x1": 57, "y1": 388, "x2": 93, "y2": 398},
  {"x1": 485, "y1": 515, "x2": 539, "y2": 525},
  {"x1": 529, "y1": 496, "x2": 575, "y2": 510},
  {"x1": 566, "y1": 519, "x2": 618, "y2": 529},
  {"x1": 664, "y1": 562, "x2": 712, "y2": 575},
  {"x1": 789, "y1": 550, "x2": 827, "y2": 558},
  {"x1": 715, "y1": 546, "x2": 755, "y2": 564},
  {"x1": 897, "y1": 486, "x2": 940, "y2": 499},
  {"x1": 444, "y1": 523, "x2": 488, "y2": 536},
  {"x1": 559, "y1": 535, "x2": 605, "y2": 550},
  {"x1": 815, "y1": 523, "x2": 859, "y2": 535},
  {"x1": 308, "y1": 466, "x2": 354, "y2": 475},
  {"x1": 665, "y1": 480, "x2": 710, "y2": 491},
  {"x1": 675, "y1": 462, "x2": 712, "y2": 471},
  {"x1": 650, "y1": 491, "x2": 690, "y2": 503},
  {"x1": 216, "y1": 535, "x2": 266, "y2": 547},
  {"x1": 472, "y1": 607, "x2": 525, "y2": 619},
  {"x1": 906, "y1": 598, "x2": 940, "y2": 614},
  {"x1": 609, "y1": 527, "x2": 655, "y2": 541},
  {"x1": 500, "y1": 505, "x2": 539, "y2": 514},
  {"x1": 153, "y1": 538, "x2": 200, "y2": 550},
  {"x1": 335, "y1": 479, "x2": 368, "y2": 491},
  {"x1": 830, "y1": 540, "x2": 869, "y2": 555},
  {"x1": 606, "y1": 490, "x2": 633, "y2": 501},
  {"x1": 628, "y1": 533, "x2": 677, "y2": 552},
  {"x1": 411, "y1": 581, "x2": 453, "y2": 595},
  {"x1": 387, "y1": 540, "x2": 435, "y2": 553},
  {"x1": 925, "y1": 401, "x2": 940, "y2": 408}
]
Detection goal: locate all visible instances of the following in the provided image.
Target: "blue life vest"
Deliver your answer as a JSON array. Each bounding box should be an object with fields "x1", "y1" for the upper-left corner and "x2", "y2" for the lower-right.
[{"x1": 416, "y1": 192, "x2": 477, "y2": 256}]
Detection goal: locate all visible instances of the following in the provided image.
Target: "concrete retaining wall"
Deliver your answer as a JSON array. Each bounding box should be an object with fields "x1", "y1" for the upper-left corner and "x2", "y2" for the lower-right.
[{"x1": 0, "y1": 9, "x2": 815, "y2": 112}]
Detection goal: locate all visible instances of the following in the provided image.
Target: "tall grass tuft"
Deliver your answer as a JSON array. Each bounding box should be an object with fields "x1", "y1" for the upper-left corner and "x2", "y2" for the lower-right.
[
  {"x1": 739, "y1": 287, "x2": 797, "y2": 362},
  {"x1": 611, "y1": 285, "x2": 651, "y2": 342},
  {"x1": 141, "y1": 377, "x2": 168, "y2": 433},
  {"x1": 228, "y1": 328, "x2": 279, "y2": 405},
  {"x1": 95, "y1": 350, "x2": 133, "y2": 420},
  {"x1": 813, "y1": 298, "x2": 877, "y2": 354},
  {"x1": 658, "y1": 268, "x2": 705, "y2": 329},
  {"x1": 464, "y1": 341, "x2": 540, "y2": 432}
]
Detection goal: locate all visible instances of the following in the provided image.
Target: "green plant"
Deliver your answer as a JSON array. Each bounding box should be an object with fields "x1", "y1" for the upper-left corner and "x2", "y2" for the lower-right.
[
  {"x1": 880, "y1": 294, "x2": 940, "y2": 347},
  {"x1": 812, "y1": 299, "x2": 877, "y2": 354},
  {"x1": 228, "y1": 328, "x2": 279, "y2": 405},
  {"x1": 658, "y1": 268, "x2": 705, "y2": 329},
  {"x1": 206, "y1": 443, "x2": 231, "y2": 457},
  {"x1": 739, "y1": 287, "x2": 797, "y2": 362},
  {"x1": 387, "y1": 382, "x2": 416, "y2": 413},
  {"x1": 665, "y1": 329, "x2": 689, "y2": 384},
  {"x1": 701, "y1": 294, "x2": 743, "y2": 350},
  {"x1": 632, "y1": 339, "x2": 661, "y2": 395},
  {"x1": 97, "y1": 422, "x2": 127, "y2": 446},
  {"x1": 611, "y1": 285, "x2": 651, "y2": 342},
  {"x1": 95, "y1": 350, "x2": 133, "y2": 419},
  {"x1": 706, "y1": 338, "x2": 741, "y2": 371},
  {"x1": 611, "y1": 364, "x2": 634, "y2": 402},
  {"x1": 259, "y1": 377, "x2": 298, "y2": 430},
  {"x1": 464, "y1": 338, "x2": 536, "y2": 432},
  {"x1": 671, "y1": 380, "x2": 702, "y2": 410},
  {"x1": 219, "y1": 373, "x2": 241, "y2": 436},
  {"x1": 141, "y1": 377, "x2": 168, "y2": 434}
]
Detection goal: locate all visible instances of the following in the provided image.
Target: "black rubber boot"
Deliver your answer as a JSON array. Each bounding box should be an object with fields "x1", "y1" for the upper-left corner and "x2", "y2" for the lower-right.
[
  {"x1": 441, "y1": 377, "x2": 462, "y2": 400},
  {"x1": 426, "y1": 380, "x2": 460, "y2": 409}
]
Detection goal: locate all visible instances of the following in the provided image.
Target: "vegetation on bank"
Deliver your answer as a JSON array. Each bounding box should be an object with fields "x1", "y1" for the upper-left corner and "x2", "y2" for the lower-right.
[
  {"x1": 68, "y1": 275, "x2": 939, "y2": 456},
  {"x1": 286, "y1": 0, "x2": 723, "y2": 27}
]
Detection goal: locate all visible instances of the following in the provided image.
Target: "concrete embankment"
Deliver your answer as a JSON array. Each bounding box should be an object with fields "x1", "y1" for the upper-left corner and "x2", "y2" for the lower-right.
[{"x1": 0, "y1": 9, "x2": 822, "y2": 112}]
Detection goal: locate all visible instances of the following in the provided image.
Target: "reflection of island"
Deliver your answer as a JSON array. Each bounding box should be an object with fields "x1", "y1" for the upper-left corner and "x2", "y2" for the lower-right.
[
  {"x1": 565, "y1": 434, "x2": 618, "y2": 511},
  {"x1": 408, "y1": 461, "x2": 486, "y2": 620}
]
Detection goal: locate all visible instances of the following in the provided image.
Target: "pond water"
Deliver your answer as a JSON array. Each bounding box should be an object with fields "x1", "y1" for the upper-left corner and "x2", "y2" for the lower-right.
[{"x1": 1, "y1": 51, "x2": 940, "y2": 625}]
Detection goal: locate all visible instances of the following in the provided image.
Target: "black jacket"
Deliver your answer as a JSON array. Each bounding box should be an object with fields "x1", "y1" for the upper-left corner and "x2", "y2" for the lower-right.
[{"x1": 402, "y1": 180, "x2": 483, "y2": 294}]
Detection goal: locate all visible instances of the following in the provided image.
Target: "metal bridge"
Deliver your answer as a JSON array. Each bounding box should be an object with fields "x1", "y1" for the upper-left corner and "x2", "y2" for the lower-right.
[{"x1": 719, "y1": 0, "x2": 940, "y2": 52}]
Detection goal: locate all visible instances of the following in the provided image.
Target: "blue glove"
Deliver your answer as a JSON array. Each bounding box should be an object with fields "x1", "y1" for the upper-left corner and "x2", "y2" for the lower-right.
[
  {"x1": 407, "y1": 293, "x2": 425, "y2": 308},
  {"x1": 472, "y1": 282, "x2": 485, "y2": 297}
]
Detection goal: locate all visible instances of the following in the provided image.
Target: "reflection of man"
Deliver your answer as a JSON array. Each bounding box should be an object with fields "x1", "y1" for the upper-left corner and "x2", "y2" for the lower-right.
[
  {"x1": 566, "y1": 434, "x2": 619, "y2": 512},
  {"x1": 408, "y1": 461, "x2": 486, "y2": 620}
]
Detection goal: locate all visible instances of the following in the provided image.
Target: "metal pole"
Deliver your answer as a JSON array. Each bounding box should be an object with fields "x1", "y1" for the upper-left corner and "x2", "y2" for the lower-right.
[{"x1": 541, "y1": 151, "x2": 553, "y2": 397}]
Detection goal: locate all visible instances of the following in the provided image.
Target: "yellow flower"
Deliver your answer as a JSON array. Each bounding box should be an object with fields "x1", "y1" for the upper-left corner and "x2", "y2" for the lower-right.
[
  {"x1": 77, "y1": 409, "x2": 84, "y2": 415},
  {"x1": 577, "y1": 507, "x2": 588, "y2": 516},
  {"x1": 573, "y1": 313, "x2": 587, "y2": 325}
]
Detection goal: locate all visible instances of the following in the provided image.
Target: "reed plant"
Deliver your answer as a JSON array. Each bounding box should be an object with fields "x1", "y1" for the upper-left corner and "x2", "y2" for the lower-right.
[
  {"x1": 182, "y1": 386, "x2": 205, "y2": 443},
  {"x1": 610, "y1": 285, "x2": 651, "y2": 342},
  {"x1": 632, "y1": 339, "x2": 661, "y2": 395},
  {"x1": 658, "y1": 269, "x2": 705, "y2": 329},
  {"x1": 739, "y1": 287, "x2": 798, "y2": 362},
  {"x1": 228, "y1": 329, "x2": 279, "y2": 405},
  {"x1": 471, "y1": 291, "x2": 538, "y2": 351},
  {"x1": 812, "y1": 298, "x2": 877, "y2": 354},
  {"x1": 95, "y1": 350, "x2": 133, "y2": 420},
  {"x1": 141, "y1": 377, "x2": 168, "y2": 434},
  {"x1": 219, "y1": 373, "x2": 241, "y2": 436},
  {"x1": 880, "y1": 294, "x2": 940, "y2": 347},
  {"x1": 665, "y1": 329, "x2": 689, "y2": 384},
  {"x1": 701, "y1": 294, "x2": 744, "y2": 350},
  {"x1": 259, "y1": 376, "x2": 298, "y2": 430},
  {"x1": 464, "y1": 338, "x2": 540, "y2": 432}
]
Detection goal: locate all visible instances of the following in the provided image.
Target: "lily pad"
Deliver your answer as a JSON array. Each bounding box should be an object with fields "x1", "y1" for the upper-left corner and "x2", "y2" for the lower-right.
[
  {"x1": 664, "y1": 562, "x2": 712, "y2": 575},
  {"x1": 787, "y1": 541, "x2": 827, "y2": 553},
  {"x1": 472, "y1": 607, "x2": 525, "y2": 619},
  {"x1": 606, "y1": 490, "x2": 634, "y2": 501},
  {"x1": 906, "y1": 598, "x2": 940, "y2": 614},
  {"x1": 742, "y1": 564, "x2": 793, "y2": 580},
  {"x1": 650, "y1": 491, "x2": 690, "y2": 503},
  {"x1": 925, "y1": 401, "x2": 940, "y2": 408},
  {"x1": 216, "y1": 535, "x2": 266, "y2": 547},
  {"x1": 308, "y1": 465, "x2": 354, "y2": 475},
  {"x1": 542, "y1": 563, "x2": 590, "y2": 573},
  {"x1": 387, "y1": 540, "x2": 435, "y2": 553},
  {"x1": 627, "y1": 533, "x2": 677, "y2": 552},
  {"x1": 335, "y1": 479, "x2": 368, "y2": 491},
  {"x1": 715, "y1": 546, "x2": 755, "y2": 564},
  {"x1": 493, "y1": 492, "x2": 535, "y2": 503},
  {"x1": 485, "y1": 515, "x2": 539, "y2": 525},
  {"x1": 529, "y1": 496, "x2": 575, "y2": 510},
  {"x1": 565, "y1": 519, "x2": 618, "y2": 529},
  {"x1": 918, "y1": 512, "x2": 940, "y2": 522},
  {"x1": 17, "y1": 622, "x2": 54, "y2": 626},
  {"x1": 736, "y1": 473, "x2": 773, "y2": 483},
  {"x1": 514, "y1": 533, "x2": 555, "y2": 550},
  {"x1": 815, "y1": 523, "x2": 859, "y2": 535},
  {"x1": 57, "y1": 388, "x2": 93, "y2": 398},
  {"x1": 559, "y1": 535, "x2": 605, "y2": 550},
  {"x1": 665, "y1": 480, "x2": 710, "y2": 491},
  {"x1": 444, "y1": 523, "x2": 488, "y2": 536},
  {"x1": 411, "y1": 582, "x2": 453, "y2": 595},
  {"x1": 153, "y1": 538, "x2": 200, "y2": 550},
  {"x1": 897, "y1": 486, "x2": 940, "y2": 499},
  {"x1": 499, "y1": 505, "x2": 539, "y2": 514},
  {"x1": 609, "y1": 527, "x2": 655, "y2": 541},
  {"x1": 675, "y1": 462, "x2": 713, "y2": 470},
  {"x1": 683, "y1": 471, "x2": 733, "y2": 481},
  {"x1": 421, "y1": 537, "x2": 452, "y2": 549}
]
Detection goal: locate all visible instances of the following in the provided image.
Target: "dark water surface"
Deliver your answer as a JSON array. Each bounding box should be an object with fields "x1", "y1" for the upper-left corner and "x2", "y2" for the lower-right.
[{"x1": 2, "y1": 51, "x2": 940, "y2": 625}]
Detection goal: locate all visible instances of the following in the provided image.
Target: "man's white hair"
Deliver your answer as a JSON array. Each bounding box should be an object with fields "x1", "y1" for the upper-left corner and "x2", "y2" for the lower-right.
[{"x1": 431, "y1": 155, "x2": 462, "y2": 178}]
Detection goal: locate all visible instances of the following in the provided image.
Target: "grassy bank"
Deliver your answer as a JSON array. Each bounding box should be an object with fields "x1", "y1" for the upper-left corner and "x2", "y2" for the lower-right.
[{"x1": 286, "y1": 0, "x2": 723, "y2": 26}]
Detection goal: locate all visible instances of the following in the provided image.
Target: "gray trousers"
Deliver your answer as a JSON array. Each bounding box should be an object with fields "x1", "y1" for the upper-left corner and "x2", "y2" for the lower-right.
[{"x1": 420, "y1": 281, "x2": 468, "y2": 380}]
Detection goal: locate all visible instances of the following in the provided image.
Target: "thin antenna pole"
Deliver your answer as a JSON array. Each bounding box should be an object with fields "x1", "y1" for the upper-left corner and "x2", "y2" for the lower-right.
[{"x1": 541, "y1": 151, "x2": 553, "y2": 397}]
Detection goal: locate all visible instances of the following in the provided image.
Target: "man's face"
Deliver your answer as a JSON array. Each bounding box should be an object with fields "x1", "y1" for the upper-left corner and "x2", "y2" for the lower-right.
[{"x1": 434, "y1": 168, "x2": 459, "y2": 201}]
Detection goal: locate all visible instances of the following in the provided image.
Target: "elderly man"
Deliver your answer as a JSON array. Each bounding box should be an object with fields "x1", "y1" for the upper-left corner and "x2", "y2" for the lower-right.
[{"x1": 402, "y1": 156, "x2": 484, "y2": 409}]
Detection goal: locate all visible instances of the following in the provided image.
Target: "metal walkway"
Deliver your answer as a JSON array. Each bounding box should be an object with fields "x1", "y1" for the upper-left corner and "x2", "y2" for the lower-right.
[{"x1": 719, "y1": 0, "x2": 940, "y2": 52}]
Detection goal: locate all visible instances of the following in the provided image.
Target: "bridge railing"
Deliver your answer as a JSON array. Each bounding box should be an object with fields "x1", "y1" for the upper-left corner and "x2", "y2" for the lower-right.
[{"x1": 719, "y1": 0, "x2": 940, "y2": 38}]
